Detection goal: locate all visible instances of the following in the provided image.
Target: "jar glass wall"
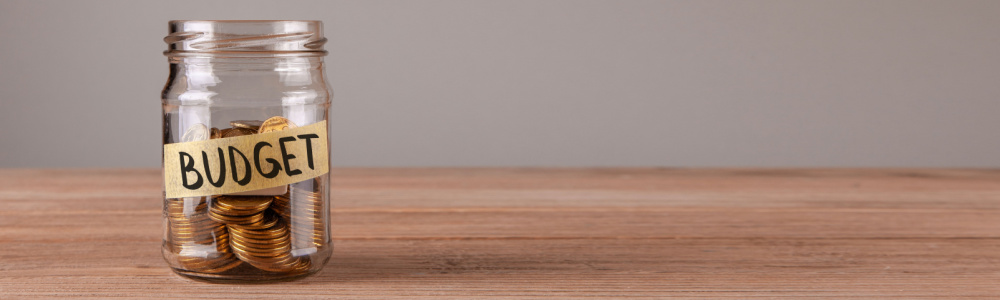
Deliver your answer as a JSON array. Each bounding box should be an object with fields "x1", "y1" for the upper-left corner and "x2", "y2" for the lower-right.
[{"x1": 160, "y1": 20, "x2": 332, "y2": 282}]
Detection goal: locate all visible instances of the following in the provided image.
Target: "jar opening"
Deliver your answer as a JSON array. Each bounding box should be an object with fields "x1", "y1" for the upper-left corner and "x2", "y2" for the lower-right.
[{"x1": 165, "y1": 20, "x2": 327, "y2": 56}]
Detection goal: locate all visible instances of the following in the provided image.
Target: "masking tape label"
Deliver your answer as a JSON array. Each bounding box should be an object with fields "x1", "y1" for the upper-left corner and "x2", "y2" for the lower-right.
[{"x1": 163, "y1": 121, "x2": 329, "y2": 198}]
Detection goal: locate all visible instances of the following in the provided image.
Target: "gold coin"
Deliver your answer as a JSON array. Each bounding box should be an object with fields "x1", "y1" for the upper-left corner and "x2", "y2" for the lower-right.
[
  {"x1": 197, "y1": 258, "x2": 243, "y2": 273},
  {"x1": 170, "y1": 228, "x2": 221, "y2": 237},
  {"x1": 221, "y1": 127, "x2": 257, "y2": 138},
  {"x1": 173, "y1": 236, "x2": 242, "y2": 273},
  {"x1": 232, "y1": 214, "x2": 281, "y2": 231},
  {"x1": 169, "y1": 213, "x2": 215, "y2": 221},
  {"x1": 290, "y1": 221, "x2": 325, "y2": 230},
  {"x1": 258, "y1": 116, "x2": 298, "y2": 134},
  {"x1": 170, "y1": 215, "x2": 215, "y2": 224},
  {"x1": 173, "y1": 235, "x2": 226, "y2": 248},
  {"x1": 231, "y1": 231, "x2": 290, "y2": 245},
  {"x1": 209, "y1": 210, "x2": 265, "y2": 224},
  {"x1": 168, "y1": 212, "x2": 211, "y2": 219},
  {"x1": 166, "y1": 201, "x2": 205, "y2": 211},
  {"x1": 227, "y1": 213, "x2": 303, "y2": 272},
  {"x1": 230, "y1": 120, "x2": 264, "y2": 130},
  {"x1": 278, "y1": 186, "x2": 328, "y2": 247},
  {"x1": 271, "y1": 195, "x2": 291, "y2": 207},
  {"x1": 270, "y1": 201, "x2": 290, "y2": 210},
  {"x1": 210, "y1": 127, "x2": 221, "y2": 139},
  {"x1": 170, "y1": 225, "x2": 216, "y2": 235},
  {"x1": 169, "y1": 218, "x2": 214, "y2": 228},
  {"x1": 234, "y1": 252, "x2": 295, "y2": 265},
  {"x1": 230, "y1": 231, "x2": 290, "y2": 245},
  {"x1": 236, "y1": 239, "x2": 291, "y2": 252},
  {"x1": 260, "y1": 259, "x2": 307, "y2": 273},
  {"x1": 170, "y1": 223, "x2": 225, "y2": 233},
  {"x1": 291, "y1": 231, "x2": 327, "y2": 248},
  {"x1": 213, "y1": 196, "x2": 273, "y2": 214},
  {"x1": 178, "y1": 257, "x2": 222, "y2": 268},
  {"x1": 232, "y1": 252, "x2": 296, "y2": 272},
  {"x1": 233, "y1": 250, "x2": 294, "y2": 263},
  {"x1": 166, "y1": 198, "x2": 246, "y2": 274},
  {"x1": 287, "y1": 258, "x2": 312, "y2": 273},
  {"x1": 229, "y1": 222, "x2": 287, "y2": 240},
  {"x1": 228, "y1": 226, "x2": 287, "y2": 239},
  {"x1": 179, "y1": 254, "x2": 242, "y2": 273}
]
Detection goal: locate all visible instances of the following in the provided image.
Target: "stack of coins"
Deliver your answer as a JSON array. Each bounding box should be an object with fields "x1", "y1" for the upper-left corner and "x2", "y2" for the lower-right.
[
  {"x1": 167, "y1": 116, "x2": 325, "y2": 275},
  {"x1": 270, "y1": 194, "x2": 292, "y2": 220},
  {"x1": 208, "y1": 119, "x2": 265, "y2": 140},
  {"x1": 228, "y1": 213, "x2": 311, "y2": 273},
  {"x1": 210, "y1": 196, "x2": 311, "y2": 273},
  {"x1": 208, "y1": 196, "x2": 271, "y2": 225},
  {"x1": 284, "y1": 179, "x2": 328, "y2": 248},
  {"x1": 165, "y1": 197, "x2": 243, "y2": 273}
]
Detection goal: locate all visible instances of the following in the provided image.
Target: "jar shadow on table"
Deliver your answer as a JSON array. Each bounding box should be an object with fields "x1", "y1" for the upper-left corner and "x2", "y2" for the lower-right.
[{"x1": 297, "y1": 240, "x2": 582, "y2": 283}]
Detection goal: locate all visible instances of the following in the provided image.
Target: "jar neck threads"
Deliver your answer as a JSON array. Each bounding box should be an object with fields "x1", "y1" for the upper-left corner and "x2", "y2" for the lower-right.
[{"x1": 164, "y1": 20, "x2": 327, "y2": 57}]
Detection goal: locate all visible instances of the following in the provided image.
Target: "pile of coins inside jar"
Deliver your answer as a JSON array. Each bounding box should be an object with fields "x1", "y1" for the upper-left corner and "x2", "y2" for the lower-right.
[{"x1": 165, "y1": 116, "x2": 328, "y2": 275}]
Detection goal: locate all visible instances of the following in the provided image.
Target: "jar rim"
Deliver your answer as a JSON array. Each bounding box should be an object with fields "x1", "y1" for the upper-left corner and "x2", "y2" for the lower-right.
[{"x1": 165, "y1": 20, "x2": 327, "y2": 56}]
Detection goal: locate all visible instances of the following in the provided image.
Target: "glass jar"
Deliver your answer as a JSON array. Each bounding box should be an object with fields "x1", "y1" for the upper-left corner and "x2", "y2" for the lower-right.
[{"x1": 160, "y1": 20, "x2": 332, "y2": 282}]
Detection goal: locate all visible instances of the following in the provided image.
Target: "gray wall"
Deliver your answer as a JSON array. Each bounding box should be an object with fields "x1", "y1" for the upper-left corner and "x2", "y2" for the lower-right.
[{"x1": 2, "y1": 0, "x2": 999, "y2": 168}]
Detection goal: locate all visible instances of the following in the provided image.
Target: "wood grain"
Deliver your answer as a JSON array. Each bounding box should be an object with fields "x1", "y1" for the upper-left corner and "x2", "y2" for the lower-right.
[{"x1": 1, "y1": 168, "x2": 999, "y2": 298}]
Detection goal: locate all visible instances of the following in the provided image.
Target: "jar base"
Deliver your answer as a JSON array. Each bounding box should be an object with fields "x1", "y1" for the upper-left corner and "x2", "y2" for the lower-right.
[
  {"x1": 171, "y1": 267, "x2": 321, "y2": 284},
  {"x1": 164, "y1": 241, "x2": 333, "y2": 284}
]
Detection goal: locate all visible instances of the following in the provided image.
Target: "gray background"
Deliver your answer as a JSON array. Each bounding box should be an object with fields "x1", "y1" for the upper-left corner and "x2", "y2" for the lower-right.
[{"x1": 1, "y1": 0, "x2": 999, "y2": 168}]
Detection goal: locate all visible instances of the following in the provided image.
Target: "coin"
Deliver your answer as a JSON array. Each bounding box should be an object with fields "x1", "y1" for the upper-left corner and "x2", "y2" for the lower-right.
[
  {"x1": 210, "y1": 127, "x2": 221, "y2": 139},
  {"x1": 258, "y1": 116, "x2": 298, "y2": 134},
  {"x1": 230, "y1": 120, "x2": 264, "y2": 130},
  {"x1": 232, "y1": 214, "x2": 280, "y2": 230},
  {"x1": 227, "y1": 212, "x2": 306, "y2": 273},
  {"x1": 213, "y1": 196, "x2": 273, "y2": 215},
  {"x1": 167, "y1": 197, "x2": 242, "y2": 274},
  {"x1": 221, "y1": 127, "x2": 257, "y2": 138},
  {"x1": 271, "y1": 194, "x2": 291, "y2": 219},
  {"x1": 178, "y1": 251, "x2": 242, "y2": 273},
  {"x1": 209, "y1": 209, "x2": 266, "y2": 225},
  {"x1": 286, "y1": 181, "x2": 327, "y2": 247},
  {"x1": 181, "y1": 123, "x2": 209, "y2": 142}
]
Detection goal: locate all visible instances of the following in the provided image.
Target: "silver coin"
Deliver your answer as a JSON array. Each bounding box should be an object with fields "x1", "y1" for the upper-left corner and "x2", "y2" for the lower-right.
[{"x1": 181, "y1": 123, "x2": 210, "y2": 142}]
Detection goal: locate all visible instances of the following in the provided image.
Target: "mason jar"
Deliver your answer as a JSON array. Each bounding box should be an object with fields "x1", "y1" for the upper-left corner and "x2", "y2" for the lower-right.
[{"x1": 160, "y1": 20, "x2": 332, "y2": 282}]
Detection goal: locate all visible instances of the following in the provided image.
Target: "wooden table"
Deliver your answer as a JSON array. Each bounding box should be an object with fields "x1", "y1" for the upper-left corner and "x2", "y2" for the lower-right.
[{"x1": 1, "y1": 168, "x2": 999, "y2": 298}]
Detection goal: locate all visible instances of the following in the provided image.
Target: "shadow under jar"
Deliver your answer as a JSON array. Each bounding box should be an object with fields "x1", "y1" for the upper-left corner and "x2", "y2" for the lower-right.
[{"x1": 160, "y1": 20, "x2": 333, "y2": 283}]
